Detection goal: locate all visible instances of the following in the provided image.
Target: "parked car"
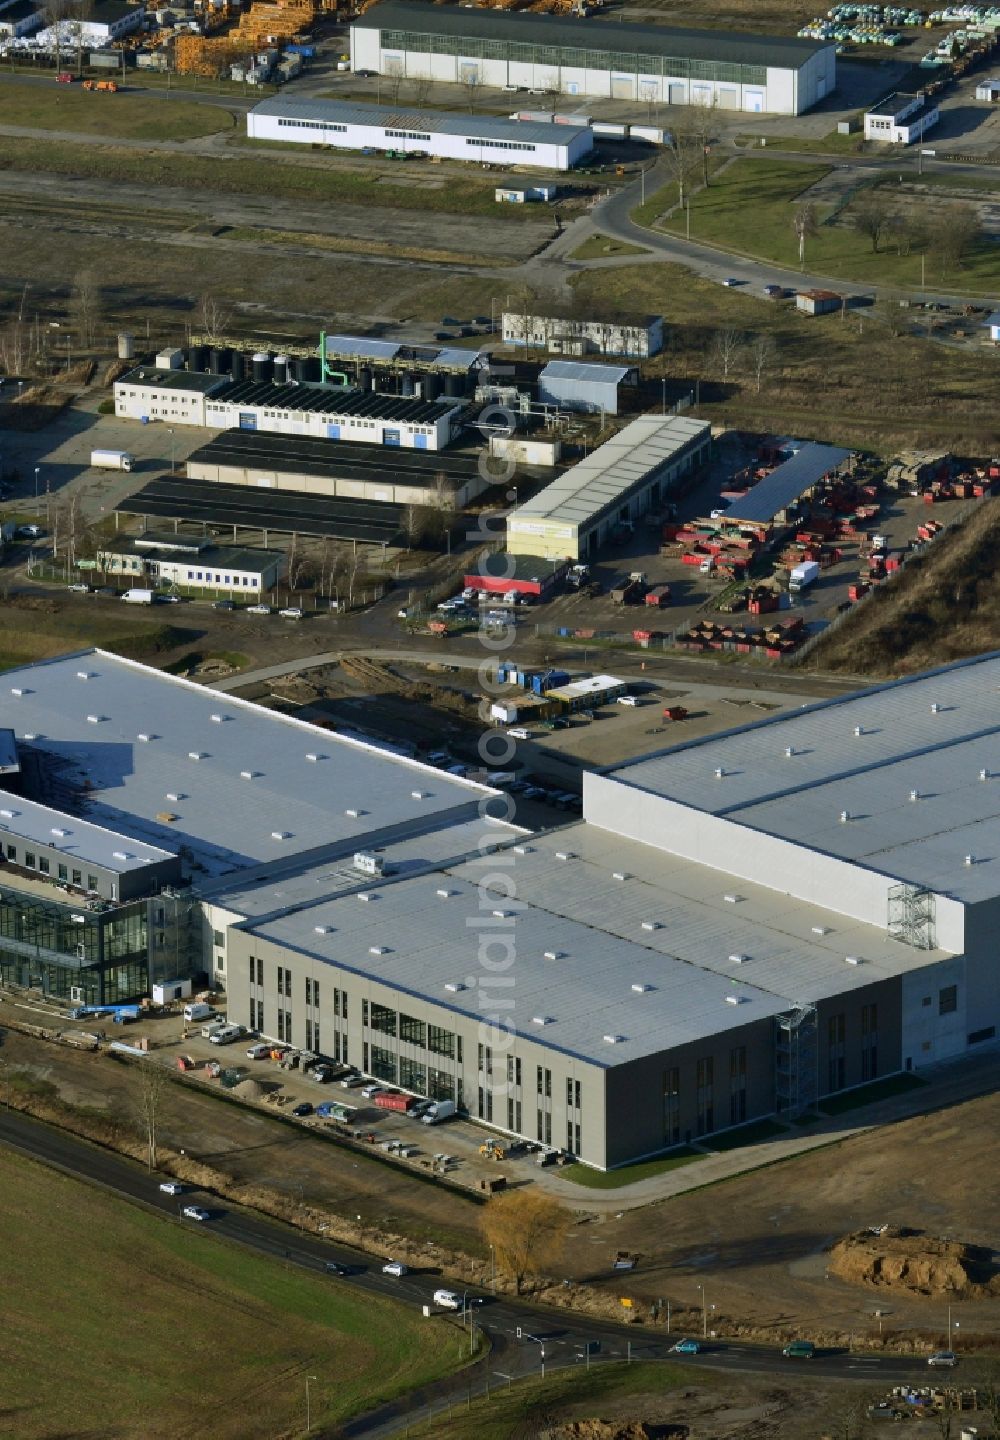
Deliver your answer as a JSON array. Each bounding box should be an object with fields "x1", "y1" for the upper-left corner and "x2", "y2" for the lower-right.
[
  {"x1": 292, "y1": 1102, "x2": 314, "y2": 1117},
  {"x1": 782, "y1": 1340, "x2": 815, "y2": 1359},
  {"x1": 160, "y1": 594, "x2": 183, "y2": 604},
  {"x1": 617, "y1": 695, "x2": 638, "y2": 707},
  {"x1": 671, "y1": 1338, "x2": 701, "y2": 1355},
  {"x1": 927, "y1": 1351, "x2": 958, "y2": 1368},
  {"x1": 159, "y1": 1180, "x2": 184, "y2": 1195},
  {"x1": 382, "y1": 1260, "x2": 408, "y2": 1277},
  {"x1": 213, "y1": 599, "x2": 235, "y2": 611},
  {"x1": 68, "y1": 582, "x2": 90, "y2": 593},
  {"x1": 280, "y1": 606, "x2": 304, "y2": 619},
  {"x1": 361, "y1": 1083, "x2": 383, "y2": 1099},
  {"x1": 340, "y1": 1075, "x2": 364, "y2": 1089},
  {"x1": 182, "y1": 1205, "x2": 210, "y2": 1221},
  {"x1": 441, "y1": 316, "x2": 461, "y2": 326},
  {"x1": 722, "y1": 277, "x2": 740, "y2": 287},
  {"x1": 433, "y1": 1288, "x2": 464, "y2": 1310},
  {"x1": 246, "y1": 1042, "x2": 272, "y2": 1060},
  {"x1": 247, "y1": 603, "x2": 273, "y2": 615}
]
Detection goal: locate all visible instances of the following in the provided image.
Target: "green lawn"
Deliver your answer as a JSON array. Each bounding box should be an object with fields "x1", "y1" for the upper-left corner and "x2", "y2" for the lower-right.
[
  {"x1": 701, "y1": 1118, "x2": 789, "y2": 1152},
  {"x1": 0, "y1": 601, "x2": 191, "y2": 673},
  {"x1": 733, "y1": 128, "x2": 864, "y2": 156},
  {"x1": 569, "y1": 232, "x2": 649, "y2": 260},
  {"x1": 818, "y1": 1073, "x2": 926, "y2": 1116},
  {"x1": 0, "y1": 1150, "x2": 468, "y2": 1440},
  {"x1": 561, "y1": 1147, "x2": 703, "y2": 1189},
  {"x1": 0, "y1": 85, "x2": 234, "y2": 141},
  {"x1": 653, "y1": 156, "x2": 1000, "y2": 293}
]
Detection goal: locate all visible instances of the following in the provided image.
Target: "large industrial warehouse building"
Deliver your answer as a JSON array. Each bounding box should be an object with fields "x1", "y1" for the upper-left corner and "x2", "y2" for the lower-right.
[
  {"x1": 350, "y1": 0, "x2": 835, "y2": 116},
  {"x1": 1, "y1": 650, "x2": 997, "y2": 1168},
  {"x1": 507, "y1": 413, "x2": 711, "y2": 561},
  {"x1": 248, "y1": 95, "x2": 593, "y2": 169}
]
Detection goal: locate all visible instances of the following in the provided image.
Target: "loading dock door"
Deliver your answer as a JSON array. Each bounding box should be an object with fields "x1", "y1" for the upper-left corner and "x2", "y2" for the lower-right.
[
  {"x1": 668, "y1": 81, "x2": 686, "y2": 105},
  {"x1": 611, "y1": 73, "x2": 634, "y2": 100}
]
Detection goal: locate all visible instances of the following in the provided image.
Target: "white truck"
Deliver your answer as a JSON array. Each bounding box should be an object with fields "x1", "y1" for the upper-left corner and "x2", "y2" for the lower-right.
[
  {"x1": 788, "y1": 560, "x2": 820, "y2": 594},
  {"x1": 421, "y1": 1099, "x2": 457, "y2": 1125},
  {"x1": 90, "y1": 449, "x2": 135, "y2": 472},
  {"x1": 121, "y1": 588, "x2": 154, "y2": 605}
]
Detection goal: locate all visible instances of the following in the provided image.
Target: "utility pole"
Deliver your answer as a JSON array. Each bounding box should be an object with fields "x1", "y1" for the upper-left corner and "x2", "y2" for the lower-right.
[{"x1": 305, "y1": 1375, "x2": 317, "y2": 1434}]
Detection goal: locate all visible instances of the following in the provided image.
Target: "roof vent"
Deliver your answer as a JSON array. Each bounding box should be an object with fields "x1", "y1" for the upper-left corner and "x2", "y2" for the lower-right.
[
  {"x1": 531, "y1": 1015, "x2": 553, "y2": 1026},
  {"x1": 839, "y1": 810, "x2": 851, "y2": 823},
  {"x1": 555, "y1": 851, "x2": 574, "y2": 861},
  {"x1": 965, "y1": 854, "x2": 976, "y2": 867},
  {"x1": 784, "y1": 746, "x2": 795, "y2": 758},
  {"x1": 357, "y1": 892, "x2": 374, "y2": 903},
  {"x1": 50, "y1": 827, "x2": 69, "y2": 838},
  {"x1": 444, "y1": 981, "x2": 467, "y2": 993},
  {"x1": 930, "y1": 702, "x2": 940, "y2": 714},
  {"x1": 345, "y1": 807, "x2": 366, "y2": 819},
  {"x1": 86, "y1": 714, "x2": 104, "y2": 724},
  {"x1": 271, "y1": 830, "x2": 290, "y2": 840},
  {"x1": 21, "y1": 733, "x2": 36, "y2": 741},
  {"x1": 305, "y1": 752, "x2": 323, "y2": 763},
  {"x1": 137, "y1": 733, "x2": 152, "y2": 743},
  {"x1": 612, "y1": 871, "x2": 629, "y2": 882},
  {"x1": 603, "y1": 1033, "x2": 625, "y2": 1045},
  {"x1": 112, "y1": 850, "x2": 131, "y2": 862},
  {"x1": 714, "y1": 767, "x2": 725, "y2": 779},
  {"x1": 631, "y1": 982, "x2": 653, "y2": 993},
  {"x1": 909, "y1": 789, "x2": 920, "y2": 802},
  {"x1": 980, "y1": 768, "x2": 991, "y2": 781},
  {"x1": 314, "y1": 925, "x2": 331, "y2": 934},
  {"x1": 729, "y1": 953, "x2": 748, "y2": 965},
  {"x1": 165, "y1": 792, "x2": 183, "y2": 803},
  {"x1": 0, "y1": 807, "x2": 16, "y2": 819},
  {"x1": 71, "y1": 913, "x2": 86, "y2": 924},
  {"x1": 492, "y1": 908, "x2": 512, "y2": 919},
  {"x1": 436, "y1": 888, "x2": 453, "y2": 899},
  {"x1": 543, "y1": 949, "x2": 563, "y2": 961},
  {"x1": 845, "y1": 954, "x2": 862, "y2": 966},
  {"x1": 641, "y1": 920, "x2": 661, "y2": 932},
  {"x1": 76, "y1": 671, "x2": 92, "y2": 680},
  {"x1": 240, "y1": 770, "x2": 258, "y2": 780},
  {"x1": 512, "y1": 844, "x2": 533, "y2": 855},
  {"x1": 723, "y1": 893, "x2": 742, "y2": 904},
  {"x1": 725, "y1": 995, "x2": 744, "y2": 1005},
  {"x1": 854, "y1": 725, "x2": 864, "y2": 737},
  {"x1": 188, "y1": 751, "x2": 205, "y2": 761},
  {"x1": 811, "y1": 925, "x2": 829, "y2": 935},
  {"x1": 10, "y1": 687, "x2": 23, "y2": 697},
  {"x1": 210, "y1": 713, "x2": 228, "y2": 724},
  {"x1": 411, "y1": 790, "x2": 428, "y2": 800},
  {"x1": 369, "y1": 945, "x2": 389, "y2": 955}
]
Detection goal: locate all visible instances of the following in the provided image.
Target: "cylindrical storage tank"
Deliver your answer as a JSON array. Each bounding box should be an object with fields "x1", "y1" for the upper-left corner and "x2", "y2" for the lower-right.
[
  {"x1": 272, "y1": 354, "x2": 289, "y2": 385},
  {"x1": 421, "y1": 372, "x2": 440, "y2": 403},
  {"x1": 230, "y1": 349, "x2": 246, "y2": 382},
  {"x1": 117, "y1": 333, "x2": 135, "y2": 361},
  {"x1": 444, "y1": 372, "x2": 462, "y2": 398},
  {"x1": 209, "y1": 347, "x2": 225, "y2": 374},
  {"x1": 400, "y1": 372, "x2": 415, "y2": 398},
  {"x1": 292, "y1": 356, "x2": 310, "y2": 383},
  {"x1": 303, "y1": 356, "x2": 322, "y2": 383},
  {"x1": 252, "y1": 351, "x2": 272, "y2": 384},
  {"x1": 359, "y1": 366, "x2": 373, "y2": 393},
  {"x1": 189, "y1": 344, "x2": 208, "y2": 373}
]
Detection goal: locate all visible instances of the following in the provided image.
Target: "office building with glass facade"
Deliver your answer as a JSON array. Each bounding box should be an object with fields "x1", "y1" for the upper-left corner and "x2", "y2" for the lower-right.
[{"x1": 350, "y1": 0, "x2": 836, "y2": 116}]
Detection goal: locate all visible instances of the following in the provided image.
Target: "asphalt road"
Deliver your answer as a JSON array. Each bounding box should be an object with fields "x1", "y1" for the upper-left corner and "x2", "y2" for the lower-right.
[{"x1": 0, "y1": 1105, "x2": 935, "y2": 1436}]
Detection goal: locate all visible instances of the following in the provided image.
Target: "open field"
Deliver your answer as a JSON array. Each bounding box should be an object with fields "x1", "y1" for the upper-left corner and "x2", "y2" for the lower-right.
[
  {"x1": 569, "y1": 232, "x2": 649, "y2": 261},
  {"x1": 807, "y1": 495, "x2": 1000, "y2": 676},
  {"x1": 569, "y1": 264, "x2": 1000, "y2": 451},
  {"x1": 0, "y1": 87, "x2": 234, "y2": 140},
  {"x1": 657, "y1": 157, "x2": 1000, "y2": 292},
  {"x1": 0, "y1": 1149, "x2": 466, "y2": 1440},
  {"x1": 0, "y1": 597, "x2": 192, "y2": 672}
]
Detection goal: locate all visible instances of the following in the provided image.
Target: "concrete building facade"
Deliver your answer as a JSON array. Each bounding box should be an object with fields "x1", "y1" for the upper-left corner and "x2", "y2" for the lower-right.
[
  {"x1": 502, "y1": 310, "x2": 663, "y2": 359},
  {"x1": 350, "y1": 0, "x2": 835, "y2": 115},
  {"x1": 864, "y1": 91, "x2": 939, "y2": 144},
  {"x1": 96, "y1": 535, "x2": 286, "y2": 594}
]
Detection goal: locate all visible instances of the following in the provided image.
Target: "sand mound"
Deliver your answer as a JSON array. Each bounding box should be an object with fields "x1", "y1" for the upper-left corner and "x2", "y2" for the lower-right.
[
  {"x1": 828, "y1": 1227, "x2": 1000, "y2": 1297},
  {"x1": 234, "y1": 1077, "x2": 269, "y2": 1101}
]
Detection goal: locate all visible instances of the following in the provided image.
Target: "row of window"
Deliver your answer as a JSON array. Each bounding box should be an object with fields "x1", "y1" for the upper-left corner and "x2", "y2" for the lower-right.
[
  {"x1": 277, "y1": 118, "x2": 347, "y2": 132},
  {"x1": 181, "y1": 571, "x2": 261, "y2": 587},
  {"x1": 120, "y1": 389, "x2": 197, "y2": 405},
  {"x1": 385, "y1": 128, "x2": 430, "y2": 141},
  {"x1": 381, "y1": 29, "x2": 766, "y2": 85},
  {"x1": 465, "y1": 137, "x2": 537, "y2": 153},
  {"x1": 4, "y1": 842, "x2": 99, "y2": 891}
]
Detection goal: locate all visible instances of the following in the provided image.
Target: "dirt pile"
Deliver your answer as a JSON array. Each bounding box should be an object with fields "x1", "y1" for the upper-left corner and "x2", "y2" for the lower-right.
[
  {"x1": 546, "y1": 1423, "x2": 686, "y2": 1440},
  {"x1": 233, "y1": 1077, "x2": 268, "y2": 1101},
  {"x1": 828, "y1": 1227, "x2": 1000, "y2": 1297}
]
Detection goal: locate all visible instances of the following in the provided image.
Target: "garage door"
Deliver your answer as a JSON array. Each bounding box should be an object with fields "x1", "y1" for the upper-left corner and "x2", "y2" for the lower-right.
[
  {"x1": 717, "y1": 86, "x2": 739, "y2": 110},
  {"x1": 745, "y1": 89, "x2": 764, "y2": 113},
  {"x1": 691, "y1": 82, "x2": 713, "y2": 106},
  {"x1": 611, "y1": 73, "x2": 634, "y2": 100},
  {"x1": 668, "y1": 81, "x2": 686, "y2": 105}
]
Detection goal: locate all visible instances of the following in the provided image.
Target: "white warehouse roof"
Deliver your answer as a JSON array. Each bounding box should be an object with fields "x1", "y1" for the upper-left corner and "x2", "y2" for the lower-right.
[
  {"x1": 540, "y1": 360, "x2": 633, "y2": 385},
  {"x1": 249, "y1": 96, "x2": 590, "y2": 147},
  {"x1": 510, "y1": 414, "x2": 710, "y2": 528},
  {"x1": 0, "y1": 793, "x2": 174, "y2": 875}
]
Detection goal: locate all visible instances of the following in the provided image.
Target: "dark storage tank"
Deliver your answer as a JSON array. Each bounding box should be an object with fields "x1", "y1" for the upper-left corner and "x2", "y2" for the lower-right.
[
  {"x1": 303, "y1": 355, "x2": 321, "y2": 382},
  {"x1": 400, "y1": 372, "x2": 415, "y2": 398},
  {"x1": 189, "y1": 344, "x2": 208, "y2": 373},
  {"x1": 252, "y1": 351, "x2": 272, "y2": 384},
  {"x1": 421, "y1": 372, "x2": 440, "y2": 403},
  {"x1": 272, "y1": 354, "x2": 289, "y2": 385},
  {"x1": 292, "y1": 356, "x2": 310, "y2": 383},
  {"x1": 230, "y1": 349, "x2": 246, "y2": 382},
  {"x1": 359, "y1": 366, "x2": 374, "y2": 393},
  {"x1": 209, "y1": 347, "x2": 232, "y2": 375},
  {"x1": 444, "y1": 372, "x2": 463, "y2": 398}
]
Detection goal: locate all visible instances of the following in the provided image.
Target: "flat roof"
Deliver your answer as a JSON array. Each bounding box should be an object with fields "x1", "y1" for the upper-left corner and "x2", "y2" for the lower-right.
[
  {"x1": 101, "y1": 537, "x2": 284, "y2": 573},
  {"x1": 540, "y1": 360, "x2": 633, "y2": 385},
  {"x1": 119, "y1": 367, "x2": 225, "y2": 394},
  {"x1": 0, "y1": 793, "x2": 173, "y2": 875},
  {"x1": 204, "y1": 380, "x2": 452, "y2": 427},
  {"x1": 546, "y1": 674, "x2": 624, "y2": 701},
  {"x1": 0, "y1": 651, "x2": 497, "y2": 878},
  {"x1": 247, "y1": 817, "x2": 943, "y2": 1068},
  {"x1": 464, "y1": 552, "x2": 566, "y2": 584},
  {"x1": 723, "y1": 442, "x2": 852, "y2": 525},
  {"x1": 509, "y1": 414, "x2": 710, "y2": 530},
  {"x1": 186, "y1": 429, "x2": 485, "y2": 492},
  {"x1": 867, "y1": 91, "x2": 919, "y2": 116},
  {"x1": 0, "y1": 1, "x2": 42, "y2": 21},
  {"x1": 250, "y1": 95, "x2": 590, "y2": 146},
  {"x1": 609, "y1": 650, "x2": 1000, "y2": 904},
  {"x1": 324, "y1": 335, "x2": 486, "y2": 372},
  {"x1": 360, "y1": 0, "x2": 830, "y2": 69},
  {"x1": 118, "y1": 478, "x2": 407, "y2": 544}
]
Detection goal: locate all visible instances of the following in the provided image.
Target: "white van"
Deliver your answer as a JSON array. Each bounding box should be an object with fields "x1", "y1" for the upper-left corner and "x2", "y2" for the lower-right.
[
  {"x1": 209, "y1": 1024, "x2": 242, "y2": 1046},
  {"x1": 246, "y1": 1042, "x2": 272, "y2": 1060},
  {"x1": 433, "y1": 1289, "x2": 464, "y2": 1310},
  {"x1": 184, "y1": 1002, "x2": 214, "y2": 1022},
  {"x1": 506, "y1": 727, "x2": 531, "y2": 741}
]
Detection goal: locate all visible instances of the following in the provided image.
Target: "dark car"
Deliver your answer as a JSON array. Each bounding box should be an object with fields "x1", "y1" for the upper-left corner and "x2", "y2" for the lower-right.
[
  {"x1": 441, "y1": 316, "x2": 462, "y2": 327},
  {"x1": 213, "y1": 599, "x2": 235, "y2": 611},
  {"x1": 434, "y1": 331, "x2": 455, "y2": 342},
  {"x1": 292, "y1": 1102, "x2": 314, "y2": 1117},
  {"x1": 94, "y1": 586, "x2": 119, "y2": 597},
  {"x1": 354, "y1": 68, "x2": 376, "y2": 77},
  {"x1": 325, "y1": 1260, "x2": 347, "y2": 1275}
]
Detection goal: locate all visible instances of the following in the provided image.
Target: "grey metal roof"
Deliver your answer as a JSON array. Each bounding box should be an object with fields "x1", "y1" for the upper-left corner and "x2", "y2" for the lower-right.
[
  {"x1": 540, "y1": 360, "x2": 632, "y2": 385},
  {"x1": 0, "y1": 728, "x2": 18, "y2": 774},
  {"x1": 120, "y1": 367, "x2": 225, "y2": 394},
  {"x1": 609, "y1": 650, "x2": 1000, "y2": 904},
  {"x1": 250, "y1": 96, "x2": 589, "y2": 146},
  {"x1": 0, "y1": 651, "x2": 497, "y2": 878},
  {"x1": 323, "y1": 335, "x2": 485, "y2": 373},
  {"x1": 0, "y1": 793, "x2": 173, "y2": 874},
  {"x1": 324, "y1": 336, "x2": 402, "y2": 363},
  {"x1": 246, "y1": 817, "x2": 943, "y2": 1068},
  {"x1": 101, "y1": 538, "x2": 284, "y2": 573},
  {"x1": 724, "y1": 442, "x2": 852, "y2": 525},
  {"x1": 509, "y1": 415, "x2": 710, "y2": 531},
  {"x1": 360, "y1": 0, "x2": 830, "y2": 67}
]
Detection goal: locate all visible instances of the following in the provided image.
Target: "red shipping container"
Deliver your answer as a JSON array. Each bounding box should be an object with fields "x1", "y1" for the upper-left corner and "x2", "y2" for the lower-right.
[{"x1": 375, "y1": 1092, "x2": 415, "y2": 1113}]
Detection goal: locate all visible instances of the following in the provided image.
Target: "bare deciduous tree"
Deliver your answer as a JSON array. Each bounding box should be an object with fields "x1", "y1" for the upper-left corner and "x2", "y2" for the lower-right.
[
  {"x1": 712, "y1": 327, "x2": 744, "y2": 381},
  {"x1": 481, "y1": 1190, "x2": 570, "y2": 1295},
  {"x1": 852, "y1": 192, "x2": 895, "y2": 253},
  {"x1": 928, "y1": 202, "x2": 979, "y2": 279},
  {"x1": 792, "y1": 201, "x2": 818, "y2": 269},
  {"x1": 196, "y1": 293, "x2": 232, "y2": 345},
  {"x1": 136, "y1": 1060, "x2": 168, "y2": 1173},
  {"x1": 750, "y1": 332, "x2": 778, "y2": 394},
  {"x1": 70, "y1": 268, "x2": 103, "y2": 349}
]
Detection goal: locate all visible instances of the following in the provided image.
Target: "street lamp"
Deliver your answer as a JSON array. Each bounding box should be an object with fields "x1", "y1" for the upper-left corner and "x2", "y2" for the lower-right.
[
  {"x1": 489, "y1": 1243, "x2": 495, "y2": 1293},
  {"x1": 168, "y1": 428, "x2": 175, "y2": 474},
  {"x1": 34, "y1": 466, "x2": 39, "y2": 505},
  {"x1": 697, "y1": 1282, "x2": 708, "y2": 1338},
  {"x1": 305, "y1": 1374, "x2": 317, "y2": 1433}
]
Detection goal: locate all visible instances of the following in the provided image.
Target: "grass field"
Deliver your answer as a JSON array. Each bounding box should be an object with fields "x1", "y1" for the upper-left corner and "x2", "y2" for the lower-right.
[
  {"x1": 568, "y1": 263, "x2": 1000, "y2": 452},
  {"x1": 0, "y1": 1150, "x2": 467, "y2": 1440},
  {"x1": 561, "y1": 1147, "x2": 702, "y2": 1189},
  {"x1": 0, "y1": 600, "x2": 192, "y2": 673},
  {"x1": 569, "y1": 232, "x2": 649, "y2": 260},
  {"x1": 655, "y1": 157, "x2": 1000, "y2": 292},
  {"x1": 818, "y1": 1074, "x2": 926, "y2": 1114},
  {"x1": 0, "y1": 86, "x2": 234, "y2": 141}
]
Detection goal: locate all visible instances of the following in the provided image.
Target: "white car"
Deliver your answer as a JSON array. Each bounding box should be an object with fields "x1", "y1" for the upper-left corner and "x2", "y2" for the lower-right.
[
  {"x1": 382, "y1": 1260, "x2": 408, "y2": 1277},
  {"x1": 280, "y1": 607, "x2": 304, "y2": 619},
  {"x1": 247, "y1": 604, "x2": 273, "y2": 615},
  {"x1": 246, "y1": 1042, "x2": 272, "y2": 1060},
  {"x1": 433, "y1": 1288, "x2": 464, "y2": 1310},
  {"x1": 927, "y1": 1351, "x2": 957, "y2": 1368},
  {"x1": 616, "y1": 695, "x2": 638, "y2": 707},
  {"x1": 182, "y1": 1205, "x2": 210, "y2": 1221},
  {"x1": 159, "y1": 1180, "x2": 184, "y2": 1195},
  {"x1": 68, "y1": 582, "x2": 90, "y2": 593}
]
